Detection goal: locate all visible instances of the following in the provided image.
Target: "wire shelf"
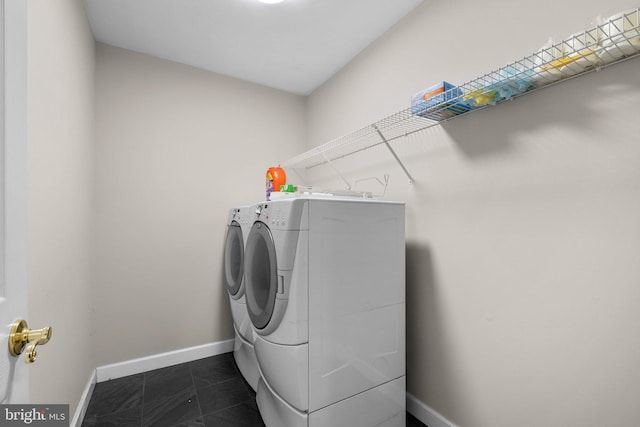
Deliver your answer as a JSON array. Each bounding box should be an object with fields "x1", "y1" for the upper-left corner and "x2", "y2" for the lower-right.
[{"x1": 281, "y1": 8, "x2": 640, "y2": 181}]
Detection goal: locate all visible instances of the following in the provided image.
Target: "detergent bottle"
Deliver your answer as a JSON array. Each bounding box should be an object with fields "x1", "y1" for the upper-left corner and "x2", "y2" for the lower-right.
[{"x1": 266, "y1": 167, "x2": 286, "y2": 201}]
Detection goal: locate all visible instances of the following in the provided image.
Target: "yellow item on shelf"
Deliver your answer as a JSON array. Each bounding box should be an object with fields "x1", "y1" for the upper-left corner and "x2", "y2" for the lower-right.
[
  {"x1": 463, "y1": 88, "x2": 498, "y2": 107},
  {"x1": 532, "y1": 38, "x2": 565, "y2": 85}
]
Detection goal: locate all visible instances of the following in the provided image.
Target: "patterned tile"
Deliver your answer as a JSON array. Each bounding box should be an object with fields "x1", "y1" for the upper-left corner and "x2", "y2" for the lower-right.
[
  {"x1": 197, "y1": 377, "x2": 252, "y2": 417},
  {"x1": 85, "y1": 374, "x2": 144, "y2": 417},
  {"x1": 189, "y1": 353, "x2": 239, "y2": 390},
  {"x1": 142, "y1": 386, "x2": 201, "y2": 427},
  {"x1": 202, "y1": 401, "x2": 265, "y2": 427},
  {"x1": 168, "y1": 418, "x2": 205, "y2": 427},
  {"x1": 144, "y1": 364, "x2": 194, "y2": 404},
  {"x1": 81, "y1": 405, "x2": 142, "y2": 427}
]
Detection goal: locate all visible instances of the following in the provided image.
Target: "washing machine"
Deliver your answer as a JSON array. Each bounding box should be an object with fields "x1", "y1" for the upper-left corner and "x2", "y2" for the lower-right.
[
  {"x1": 244, "y1": 197, "x2": 406, "y2": 427},
  {"x1": 224, "y1": 206, "x2": 260, "y2": 390}
]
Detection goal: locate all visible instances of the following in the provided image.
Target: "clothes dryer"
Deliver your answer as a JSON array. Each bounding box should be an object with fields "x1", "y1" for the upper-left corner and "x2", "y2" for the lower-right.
[
  {"x1": 224, "y1": 206, "x2": 259, "y2": 390},
  {"x1": 244, "y1": 197, "x2": 406, "y2": 427}
]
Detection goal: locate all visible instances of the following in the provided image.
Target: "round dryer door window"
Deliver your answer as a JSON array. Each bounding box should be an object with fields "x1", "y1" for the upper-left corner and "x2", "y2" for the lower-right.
[
  {"x1": 245, "y1": 221, "x2": 278, "y2": 330},
  {"x1": 224, "y1": 221, "x2": 244, "y2": 298}
]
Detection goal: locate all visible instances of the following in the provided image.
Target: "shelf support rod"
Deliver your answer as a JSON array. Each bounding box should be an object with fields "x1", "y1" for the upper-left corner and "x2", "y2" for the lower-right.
[
  {"x1": 320, "y1": 151, "x2": 352, "y2": 190},
  {"x1": 374, "y1": 125, "x2": 414, "y2": 184}
]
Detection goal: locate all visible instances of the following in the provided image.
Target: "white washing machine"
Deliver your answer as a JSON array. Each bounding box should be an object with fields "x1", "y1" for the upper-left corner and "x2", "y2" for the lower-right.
[
  {"x1": 244, "y1": 197, "x2": 406, "y2": 427},
  {"x1": 224, "y1": 206, "x2": 260, "y2": 391}
]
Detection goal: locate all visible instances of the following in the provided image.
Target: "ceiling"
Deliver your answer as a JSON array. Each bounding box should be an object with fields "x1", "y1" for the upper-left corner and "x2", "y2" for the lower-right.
[{"x1": 84, "y1": 0, "x2": 423, "y2": 95}]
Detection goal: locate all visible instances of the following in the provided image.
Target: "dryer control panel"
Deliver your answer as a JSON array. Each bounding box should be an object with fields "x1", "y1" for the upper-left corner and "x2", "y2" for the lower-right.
[{"x1": 230, "y1": 206, "x2": 251, "y2": 228}]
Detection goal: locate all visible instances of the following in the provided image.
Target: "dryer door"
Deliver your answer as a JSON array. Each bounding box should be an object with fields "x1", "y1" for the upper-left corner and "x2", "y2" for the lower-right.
[
  {"x1": 245, "y1": 221, "x2": 278, "y2": 330},
  {"x1": 224, "y1": 220, "x2": 244, "y2": 298}
]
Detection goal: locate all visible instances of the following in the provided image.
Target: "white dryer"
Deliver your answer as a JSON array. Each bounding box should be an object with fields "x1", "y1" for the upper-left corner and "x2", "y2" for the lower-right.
[
  {"x1": 224, "y1": 206, "x2": 260, "y2": 391},
  {"x1": 244, "y1": 197, "x2": 406, "y2": 427}
]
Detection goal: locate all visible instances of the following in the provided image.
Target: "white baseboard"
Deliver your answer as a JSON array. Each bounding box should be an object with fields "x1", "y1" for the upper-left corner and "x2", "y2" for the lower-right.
[
  {"x1": 95, "y1": 339, "x2": 234, "y2": 382},
  {"x1": 70, "y1": 369, "x2": 97, "y2": 427},
  {"x1": 407, "y1": 392, "x2": 458, "y2": 427}
]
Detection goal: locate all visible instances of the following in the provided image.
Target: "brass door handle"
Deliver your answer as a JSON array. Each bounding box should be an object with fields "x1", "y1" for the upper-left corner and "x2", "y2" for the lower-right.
[{"x1": 9, "y1": 319, "x2": 52, "y2": 363}]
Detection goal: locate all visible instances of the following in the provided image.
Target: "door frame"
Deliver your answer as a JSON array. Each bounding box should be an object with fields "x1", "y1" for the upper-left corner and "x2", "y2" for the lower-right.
[{"x1": 1, "y1": 0, "x2": 29, "y2": 403}]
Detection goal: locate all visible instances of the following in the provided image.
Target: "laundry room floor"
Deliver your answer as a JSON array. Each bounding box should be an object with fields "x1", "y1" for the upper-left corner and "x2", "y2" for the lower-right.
[{"x1": 81, "y1": 352, "x2": 426, "y2": 427}]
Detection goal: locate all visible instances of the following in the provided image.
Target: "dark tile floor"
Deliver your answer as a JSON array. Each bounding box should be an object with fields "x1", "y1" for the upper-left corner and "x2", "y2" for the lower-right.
[{"x1": 82, "y1": 352, "x2": 426, "y2": 427}]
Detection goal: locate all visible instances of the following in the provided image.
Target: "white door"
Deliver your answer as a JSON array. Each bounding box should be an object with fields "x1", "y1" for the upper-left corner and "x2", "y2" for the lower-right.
[{"x1": 0, "y1": 0, "x2": 29, "y2": 404}]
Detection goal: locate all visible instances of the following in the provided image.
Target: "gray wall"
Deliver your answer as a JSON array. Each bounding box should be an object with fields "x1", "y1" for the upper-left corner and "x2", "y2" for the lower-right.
[
  {"x1": 303, "y1": 0, "x2": 640, "y2": 426},
  {"x1": 27, "y1": 0, "x2": 95, "y2": 411},
  {"x1": 92, "y1": 44, "x2": 306, "y2": 366}
]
